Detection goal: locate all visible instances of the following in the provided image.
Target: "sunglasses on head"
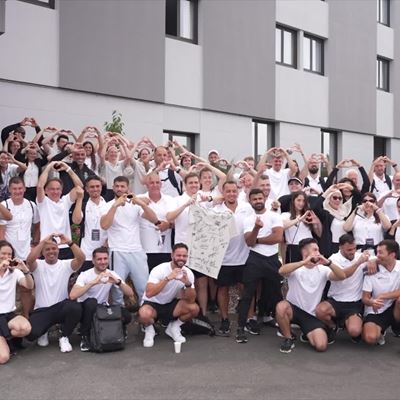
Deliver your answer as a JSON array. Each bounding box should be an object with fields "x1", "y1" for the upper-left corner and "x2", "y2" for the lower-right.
[
  {"x1": 362, "y1": 199, "x2": 375, "y2": 203},
  {"x1": 331, "y1": 196, "x2": 342, "y2": 201}
]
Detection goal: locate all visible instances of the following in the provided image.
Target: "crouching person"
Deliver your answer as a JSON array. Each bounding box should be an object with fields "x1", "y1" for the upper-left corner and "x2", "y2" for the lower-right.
[
  {"x1": 0, "y1": 241, "x2": 33, "y2": 364},
  {"x1": 139, "y1": 243, "x2": 199, "y2": 348},
  {"x1": 69, "y1": 247, "x2": 134, "y2": 352},
  {"x1": 26, "y1": 234, "x2": 85, "y2": 353}
]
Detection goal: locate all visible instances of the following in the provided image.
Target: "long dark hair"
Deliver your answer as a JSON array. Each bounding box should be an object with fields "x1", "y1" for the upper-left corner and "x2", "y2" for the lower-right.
[
  {"x1": 361, "y1": 192, "x2": 380, "y2": 224},
  {"x1": 83, "y1": 141, "x2": 97, "y2": 171},
  {"x1": 289, "y1": 191, "x2": 309, "y2": 220}
]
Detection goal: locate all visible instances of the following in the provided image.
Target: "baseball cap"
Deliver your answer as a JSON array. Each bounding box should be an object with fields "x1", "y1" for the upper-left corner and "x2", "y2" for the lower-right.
[{"x1": 288, "y1": 177, "x2": 303, "y2": 185}]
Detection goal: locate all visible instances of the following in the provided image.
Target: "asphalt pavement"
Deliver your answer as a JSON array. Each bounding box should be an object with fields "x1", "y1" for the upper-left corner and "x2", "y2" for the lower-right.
[{"x1": 1, "y1": 319, "x2": 400, "y2": 400}]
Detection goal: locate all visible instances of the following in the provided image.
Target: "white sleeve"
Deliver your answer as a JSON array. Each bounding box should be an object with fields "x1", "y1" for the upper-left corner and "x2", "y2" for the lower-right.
[
  {"x1": 363, "y1": 276, "x2": 373, "y2": 293},
  {"x1": 243, "y1": 215, "x2": 256, "y2": 234}
]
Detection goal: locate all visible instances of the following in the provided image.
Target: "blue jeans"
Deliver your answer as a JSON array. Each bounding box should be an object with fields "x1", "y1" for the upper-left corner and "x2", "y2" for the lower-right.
[{"x1": 109, "y1": 250, "x2": 149, "y2": 305}]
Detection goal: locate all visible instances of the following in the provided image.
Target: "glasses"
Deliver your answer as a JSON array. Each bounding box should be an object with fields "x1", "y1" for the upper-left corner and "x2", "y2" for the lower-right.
[
  {"x1": 362, "y1": 199, "x2": 376, "y2": 203},
  {"x1": 331, "y1": 196, "x2": 342, "y2": 201}
]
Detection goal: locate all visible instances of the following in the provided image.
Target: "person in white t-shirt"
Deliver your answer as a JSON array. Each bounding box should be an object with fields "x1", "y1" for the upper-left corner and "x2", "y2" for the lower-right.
[
  {"x1": 26, "y1": 234, "x2": 85, "y2": 353},
  {"x1": 72, "y1": 176, "x2": 108, "y2": 271},
  {"x1": 362, "y1": 239, "x2": 400, "y2": 345},
  {"x1": 275, "y1": 238, "x2": 346, "y2": 353},
  {"x1": 377, "y1": 172, "x2": 400, "y2": 221},
  {"x1": 139, "y1": 243, "x2": 199, "y2": 348},
  {"x1": 70, "y1": 247, "x2": 134, "y2": 352},
  {"x1": 0, "y1": 177, "x2": 40, "y2": 317},
  {"x1": 36, "y1": 160, "x2": 84, "y2": 259},
  {"x1": 236, "y1": 188, "x2": 284, "y2": 344},
  {"x1": 100, "y1": 176, "x2": 158, "y2": 305},
  {"x1": 315, "y1": 234, "x2": 370, "y2": 343},
  {"x1": 0, "y1": 240, "x2": 33, "y2": 364}
]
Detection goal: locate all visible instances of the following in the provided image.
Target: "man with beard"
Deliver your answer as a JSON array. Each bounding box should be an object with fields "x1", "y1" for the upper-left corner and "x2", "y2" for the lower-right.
[
  {"x1": 138, "y1": 243, "x2": 199, "y2": 347},
  {"x1": 236, "y1": 188, "x2": 284, "y2": 343},
  {"x1": 303, "y1": 155, "x2": 326, "y2": 196}
]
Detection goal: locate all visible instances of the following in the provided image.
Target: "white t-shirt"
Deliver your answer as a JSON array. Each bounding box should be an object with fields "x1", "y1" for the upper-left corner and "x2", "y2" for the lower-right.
[
  {"x1": 330, "y1": 218, "x2": 346, "y2": 243},
  {"x1": 80, "y1": 197, "x2": 109, "y2": 260},
  {"x1": 102, "y1": 199, "x2": 144, "y2": 252},
  {"x1": 213, "y1": 202, "x2": 253, "y2": 266},
  {"x1": 0, "y1": 268, "x2": 25, "y2": 313},
  {"x1": 23, "y1": 162, "x2": 39, "y2": 187},
  {"x1": 139, "y1": 193, "x2": 173, "y2": 254},
  {"x1": 372, "y1": 173, "x2": 391, "y2": 196},
  {"x1": 0, "y1": 199, "x2": 40, "y2": 259},
  {"x1": 243, "y1": 210, "x2": 283, "y2": 257},
  {"x1": 363, "y1": 262, "x2": 400, "y2": 315},
  {"x1": 158, "y1": 168, "x2": 182, "y2": 198},
  {"x1": 132, "y1": 161, "x2": 147, "y2": 195},
  {"x1": 305, "y1": 174, "x2": 324, "y2": 196},
  {"x1": 286, "y1": 264, "x2": 331, "y2": 315},
  {"x1": 352, "y1": 215, "x2": 384, "y2": 246},
  {"x1": 84, "y1": 154, "x2": 101, "y2": 176},
  {"x1": 101, "y1": 160, "x2": 125, "y2": 189},
  {"x1": 328, "y1": 252, "x2": 366, "y2": 302},
  {"x1": 378, "y1": 190, "x2": 400, "y2": 221},
  {"x1": 32, "y1": 259, "x2": 74, "y2": 309},
  {"x1": 141, "y1": 262, "x2": 195, "y2": 305},
  {"x1": 281, "y1": 213, "x2": 313, "y2": 245},
  {"x1": 75, "y1": 268, "x2": 124, "y2": 303},
  {"x1": 37, "y1": 195, "x2": 74, "y2": 247},
  {"x1": 169, "y1": 192, "x2": 192, "y2": 245},
  {"x1": 266, "y1": 168, "x2": 290, "y2": 200}
]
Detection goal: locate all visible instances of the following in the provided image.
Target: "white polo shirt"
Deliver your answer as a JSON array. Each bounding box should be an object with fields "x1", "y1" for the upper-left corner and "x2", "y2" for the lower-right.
[
  {"x1": 352, "y1": 215, "x2": 384, "y2": 246},
  {"x1": 139, "y1": 192, "x2": 173, "y2": 254},
  {"x1": 286, "y1": 264, "x2": 331, "y2": 315},
  {"x1": 75, "y1": 268, "x2": 124, "y2": 303},
  {"x1": 102, "y1": 199, "x2": 144, "y2": 253},
  {"x1": 266, "y1": 168, "x2": 290, "y2": 200},
  {"x1": 32, "y1": 259, "x2": 74, "y2": 309},
  {"x1": 328, "y1": 252, "x2": 366, "y2": 302},
  {"x1": 0, "y1": 199, "x2": 40, "y2": 259},
  {"x1": 213, "y1": 202, "x2": 253, "y2": 266},
  {"x1": 372, "y1": 173, "x2": 391, "y2": 196},
  {"x1": 378, "y1": 190, "x2": 400, "y2": 221},
  {"x1": 0, "y1": 268, "x2": 25, "y2": 313},
  {"x1": 141, "y1": 262, "x2": 195, "y2": 305},
  {"x1": 158, "y1": 168, "x2": 182, "y2": 198},
  {"x1": 80, "y1": 197, "x2": 109, "y2": 260},
  {"x1": 363, "y1": 261, "x2": 400, "y2": 315},
  {"x1": 243, "y1": 210, "x2": 283, "y2": 257}
]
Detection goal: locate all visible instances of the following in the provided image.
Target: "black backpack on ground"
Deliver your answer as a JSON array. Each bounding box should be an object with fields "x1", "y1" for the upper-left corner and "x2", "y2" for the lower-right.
[
  {"x1": 180, "y1": 315, "x2": 215, "y2": 336},
  {"x1": 90, "y1": 304, "x2": 125, "y2": 352}
]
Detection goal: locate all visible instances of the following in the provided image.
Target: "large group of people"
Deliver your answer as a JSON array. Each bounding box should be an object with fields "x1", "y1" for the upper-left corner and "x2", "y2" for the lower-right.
[{"x1": 1, "y1": 116, "x2": 400, "y2": 364}]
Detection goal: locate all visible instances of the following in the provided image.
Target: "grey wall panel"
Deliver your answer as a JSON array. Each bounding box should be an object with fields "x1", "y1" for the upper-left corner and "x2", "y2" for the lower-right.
[
  {"x1": 202, "y1": 0, "x2": 275, "y2": 119},
  {"x1": 392, "y1": 1, "x2": 400, "y2": 139},
  {"x1": 59, "y1": 0, "x2": 165, "y2": 102},
  {"x1": 327, "y1": 0, "x2": 376, "y2": 134},
  {"x1": 0, "y1": 0, "x2": 5, "y2": 35}
]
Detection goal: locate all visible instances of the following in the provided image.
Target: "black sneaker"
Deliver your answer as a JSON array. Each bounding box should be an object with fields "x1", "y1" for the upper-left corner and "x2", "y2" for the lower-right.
[
  {"x1": 327, "y1": 329, "x2": 336, "y2": 345},
  {"x1": 391, "y1": 327, "x2": 400, "y2": 337},
  {"x1": 235, "y1": 327, "x2": 248, "y2": 343},
  {"x1": 300, "y1": 333, "x2": 309, "y2": 343},
  {"x1": 80, "y1": 336, "x2": 90, "y2": 352},
  {"x1": 277, "y1": 329, "x2": 297, "y2": 340},
  {"x1": 351, "y1": 335, "x2": 362, "y2": 344},
  {"x1": 218, "y1": 319, "x2": 231, "y2": 336},
  {"x1": 244, "y1": 319, "x2": 260, "y2": 335},
  {"x1": 208, "y1": 300, "x2": 218, "y2": 313},
  {"x1": 280, "y1": 337, "x2": 295, "y2": 353}
]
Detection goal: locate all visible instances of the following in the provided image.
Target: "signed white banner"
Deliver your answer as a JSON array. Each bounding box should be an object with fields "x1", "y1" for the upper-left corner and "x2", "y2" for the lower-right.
[{"x1": 187, "y1": 204, "x2": 236, "y2": 278}]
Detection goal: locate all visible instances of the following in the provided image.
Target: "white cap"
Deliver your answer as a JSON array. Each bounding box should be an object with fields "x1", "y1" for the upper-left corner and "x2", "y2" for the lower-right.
[{"x1": 208, "y1": 149, "x2": 219, "y2": 157}]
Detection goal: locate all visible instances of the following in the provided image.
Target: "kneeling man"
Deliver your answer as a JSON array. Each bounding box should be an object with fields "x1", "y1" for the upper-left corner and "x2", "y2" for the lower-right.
[{"x1": 139, "y1": 243, "x2": 199, "y2": 347}]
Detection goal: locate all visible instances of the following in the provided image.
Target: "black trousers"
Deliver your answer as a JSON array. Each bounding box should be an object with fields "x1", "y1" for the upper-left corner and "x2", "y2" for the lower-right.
[
  {"x1": 79, "y1": 298, "x2": 132, "y2": 336},
  {"x1": 27, "y1": 299, "x2": 82, "y2": 340},
  {"x1": 238, "y1": 251, "x2": 282, "y2": 328}
]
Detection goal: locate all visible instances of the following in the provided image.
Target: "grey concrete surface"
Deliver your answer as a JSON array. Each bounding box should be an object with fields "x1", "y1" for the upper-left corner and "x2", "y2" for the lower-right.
[{"x1": 1, "y1": 321, "x2": 399, "y2": 400}]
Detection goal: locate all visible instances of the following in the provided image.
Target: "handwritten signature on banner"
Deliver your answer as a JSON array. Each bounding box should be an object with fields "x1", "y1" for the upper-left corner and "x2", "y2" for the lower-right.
[{"x1": 188, "y1": 204, "x2": 236, "y2": 279}]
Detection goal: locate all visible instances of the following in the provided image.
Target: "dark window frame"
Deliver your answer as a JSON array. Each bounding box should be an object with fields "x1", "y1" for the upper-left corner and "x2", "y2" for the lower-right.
[
  {"x1": 275, "y1": 25, "x2": 297, "y2": 68},
  {"x1": 253, "y1": 120, "x2": 275, "y2": 162},
  {"x1": 321, "y1": 129, "x2": 338, "y2": 169},
  {"x1": 377, "y1": 57, "x2": 390, "y2": 92},
  {"x1": 163, "y1": 130, "x2": 197, "y2": 153},
  {"x1": 377, "y1": 0, "x2": 390, "y2": 26},
  {"x1": 18, "y1": 0, "x2": 55, "y2": 9},
  {"x1": 303, "y1": 33, "x2": 324, "y2": 75},
  {"x1": 166, "y1": 0, "x2": 198, "y2": 45}
]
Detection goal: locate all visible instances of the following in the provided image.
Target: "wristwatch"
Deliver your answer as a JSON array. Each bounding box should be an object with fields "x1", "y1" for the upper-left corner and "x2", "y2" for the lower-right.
[
  {"x1": 324, "y1": 260, "x2": 332, "y2": 267},
  {"x1": 116, "y1": 279, "x2": 122, "y2": 286},
  {"x1": 184, "y1": 283, "x2": 191, "y2": 289}
]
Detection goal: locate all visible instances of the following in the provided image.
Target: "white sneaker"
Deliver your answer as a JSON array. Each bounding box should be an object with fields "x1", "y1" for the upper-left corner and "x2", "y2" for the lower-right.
[
  {"x1": 59, "y1": 336, "x2": 73, "y2": 353},
  {"x1": 165, "y1": 320, "x2": 186, "y2": 343},
  {"x1": 143, "y1": 325, "x2": 156, "y2": 348},
  {"x1": 37, "y1": 332, "x2": 49, "y2": 347},
  {"x1": 378, "y1": 331, "x2": 386, "y2": 346}
]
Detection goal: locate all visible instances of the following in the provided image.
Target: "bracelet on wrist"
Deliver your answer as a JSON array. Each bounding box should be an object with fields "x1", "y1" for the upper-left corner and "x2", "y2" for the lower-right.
[
  {"x1": 393, "y1": 164, "x2": 398, "y2": 168},
  {"x1": 67, "y1": 241, "x2": 75, "y2": 247},
  {"x1": 66, "y1": 167, "x2": 72, "y2": 173}
]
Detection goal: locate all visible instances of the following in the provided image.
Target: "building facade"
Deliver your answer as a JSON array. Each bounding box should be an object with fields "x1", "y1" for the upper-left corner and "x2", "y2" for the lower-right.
[{"x1": 0, "y1": 0, "x2": 399, "y2": 169}]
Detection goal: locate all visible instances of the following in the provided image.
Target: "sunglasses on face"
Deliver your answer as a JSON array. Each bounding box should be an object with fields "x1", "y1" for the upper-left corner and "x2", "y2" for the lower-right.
[
  {"x1": 362, "y1": 199, "x2": 376, "y2": 203},
  {"x1": 331, "y1": 196, "x2": 342, "y2": 201}
]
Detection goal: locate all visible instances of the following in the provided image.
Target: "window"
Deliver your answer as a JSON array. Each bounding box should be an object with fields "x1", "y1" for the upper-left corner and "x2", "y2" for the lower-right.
[
  {"x1": 166, "y1": 0, "x2": 198, "y2": 43},
  {"x1": 303, "y1": 34, "x2": 324, "y2": 74},
  {"x1": 377, "y1": 57, "x2": 390, "y2": 92},
  {"x1": 163, "y1": 130, "x2": 196, "y2": 153},
  {"x1": 377, "y1": 0, "x2": 390, "y2": 26},
  {"x1": 321, "y1": 130, "x2": 338, "y2": 175},
  {"x1": 374, "y1": 136, "x2": 387, "y2": 160},
  {"x1": 18, "y1": 0, "x2": 55, "y2": 9},
  {"x1": 253, "y1": 121, "x2": 275, "y2": 162},
  {"x1": 275, "y1": 25, "x2": 297, "y2": 68}
]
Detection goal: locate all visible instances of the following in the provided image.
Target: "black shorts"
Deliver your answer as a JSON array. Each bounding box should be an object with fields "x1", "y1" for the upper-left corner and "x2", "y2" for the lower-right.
[
  {"x1": 326, "y1": 298, "x2": 363, "y2": 326},
  {"x1": 364, "y1": 303, "x2": 400, "y2": 332},
  {"x1": 289, "y1": 303, "x2": 325, "y2": 335},
  {"x1": 0, "y1": 312, "x2": 16, "y2": 339},
  {"x1": 243, "y1": 251, "x2": 281, "y2": 283},
  {"x1": 142, "y1": 299, "x2": 179, "y2": 323},
  {"x1": 217, "y1": 265, "x2": 244, "y2": 287},
  {"x1": 193, "y1": 270, "x2": 207, "y2": 279}
]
